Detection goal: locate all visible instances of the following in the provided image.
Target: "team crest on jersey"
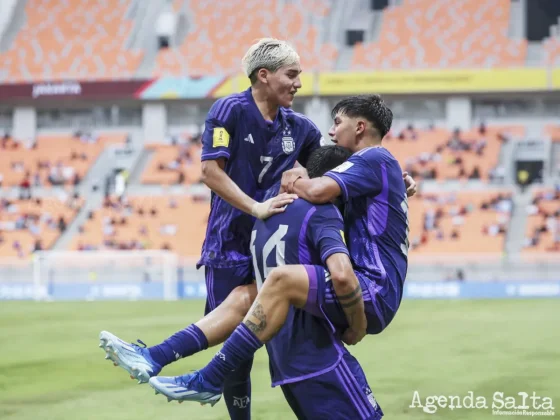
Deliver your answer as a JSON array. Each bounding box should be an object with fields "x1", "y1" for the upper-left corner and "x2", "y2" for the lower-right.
[{"x1": 282, "y1": 126, "x2": 295, "y2": 154}]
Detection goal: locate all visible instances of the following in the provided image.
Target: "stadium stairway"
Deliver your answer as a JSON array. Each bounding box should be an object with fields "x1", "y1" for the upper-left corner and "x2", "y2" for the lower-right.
[
  {"x1": 496, "y1": 135, "x2": 516, "y2": 185},
  {"x1": 52, "y1": 190, "x2": 103, "y2": 251},
  {"x1": 508, "y1": 0, "x2": 524, "y2": 40},
  {"x1": 526, "y1": 42, "x2": 546, "y2": 65},
  {"x1": 52, "y1": 131, "x2": 145, "y2": 250},
  {"x1": 0, "y1": 0, "x2": 26, "y2": 52},
  {"x1": 126, "y1": 147, "x2": 154, "y2": 185},
  {"x1": 334, "y1": 0, "x2": 375, "y2": 70},
  {"x1": 323, "y1": 0, "x2": 344, "y2": 46},
  {"x1": 504, "y1": 187, "x2": 532, "y2": 255},
  {"x1": 127, "y1": 0, "x2": 167, "y2": 77},
  {"x1": 553, "y1": 143, "x2": 560, "y2": 179}
]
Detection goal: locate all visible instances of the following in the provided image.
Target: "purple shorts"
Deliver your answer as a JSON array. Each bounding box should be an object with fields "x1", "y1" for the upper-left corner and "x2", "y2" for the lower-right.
[
  {"x1": 203, "y1": 265, "x2": 253, "y2": 315},
  {"x1": 303, "y1": 264, "x2": 388, "y2": 335},
  {"x1": 281, "y1": 351, "x2": 383, "y2": 420}
]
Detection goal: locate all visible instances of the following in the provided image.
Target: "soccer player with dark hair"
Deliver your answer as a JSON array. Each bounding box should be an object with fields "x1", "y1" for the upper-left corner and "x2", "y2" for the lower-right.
[
  {"x1": 150, "y1": 145, "x2": 383, "y2": 418},
  {"x1": 148, "y1": 95, "x2": 407, "y2": 416},
  {"x1": 99, "y1": 38, "x2": 322, "y2": 419},
  {"x1": 100, "y1": 55, "x2": 415, "y2": 418}
]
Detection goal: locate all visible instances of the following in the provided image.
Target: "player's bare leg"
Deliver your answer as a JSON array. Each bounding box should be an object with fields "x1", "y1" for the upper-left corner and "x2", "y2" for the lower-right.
[
  {"x1": 242, "y1": 266, "x2": 309, "y2": 341},
  {"x1": 148, "y1": 266, "x2": 311, "y2": 404},
  {"x1": 195, "y1": 284, "x2": 257, "y2": 346}
]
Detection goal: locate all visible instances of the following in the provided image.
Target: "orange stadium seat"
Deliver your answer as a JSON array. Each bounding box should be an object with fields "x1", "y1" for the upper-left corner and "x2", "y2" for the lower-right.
[
  {"x1": 0, "y1": 133, "x2": 126, "y2": 188},
  {"x1": 384, "y1": 125, "x2": 524, "y2": 181},
  {"x1": 544, "y1": 37, "x2": 560, "y2": 65},
  {"x1": 407, "y1": 190, "x2": 512, "y2": 257},
  {"x1": 524, "y1": 187, "x2": 560, "y2": 253},
  {"x1": 71, "y1": 195, "x2": 209, "y2": 257},
  {"x1": 141, "y1": 143, "x2": 202, "y2": 185},
  {"x1": 0, "y1": 196, "x2": 83, "y2": 257},
  {"x1": 152, "y1": 0, "x2": 337, "y2": 77},
  {"x1": 545, "y1": 125, "x2": 560, "y2": 142},
  {"x1": 0, "y1": 0, "x2": 143, "y2": 82},
  {"x1": 351, "y1": 0, "x2": 527, "y2": 70}
]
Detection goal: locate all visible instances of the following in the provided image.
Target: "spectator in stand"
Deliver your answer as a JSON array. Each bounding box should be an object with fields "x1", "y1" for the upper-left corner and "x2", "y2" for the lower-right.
[
  {"x1": 13, "y1": 240, "x2": 23, "y2": 258},
  {"x1": 58, "y1": 216, "x2": 67, "y2": 233},
  {"x1": 19, "y1": 176, "x2": 32, "y2": 200},
  {"x1": 469, "y1": 166, "x2": 481, "y2": 180},
  {"x1": 33, "y1": 172, "x2": 41, "y2": 187}
]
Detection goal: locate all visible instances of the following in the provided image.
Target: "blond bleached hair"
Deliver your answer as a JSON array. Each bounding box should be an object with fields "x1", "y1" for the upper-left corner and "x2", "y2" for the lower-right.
[{"x1": 241, "y1": 38, "x2": 300, "y2": 82}]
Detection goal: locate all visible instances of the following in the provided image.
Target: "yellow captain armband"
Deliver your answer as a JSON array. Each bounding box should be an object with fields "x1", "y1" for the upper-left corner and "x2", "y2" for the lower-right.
[{"x1": 213, "y1": 128, "x2": 230, "y2": 147}]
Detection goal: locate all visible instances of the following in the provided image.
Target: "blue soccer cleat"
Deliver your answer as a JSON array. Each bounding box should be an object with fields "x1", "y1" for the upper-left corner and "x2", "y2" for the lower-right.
[
  {"x1": 148, "y1": 372, "x2": 222, "y2": 406},
  {"x1": 99, "y1": 330, "x2": 162, "y2": 384}
]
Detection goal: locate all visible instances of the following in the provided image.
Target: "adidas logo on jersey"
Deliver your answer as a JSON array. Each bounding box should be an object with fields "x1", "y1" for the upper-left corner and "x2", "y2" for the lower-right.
[{"x1": 244, "y1": 134, "x2": 254, "y2": 144}]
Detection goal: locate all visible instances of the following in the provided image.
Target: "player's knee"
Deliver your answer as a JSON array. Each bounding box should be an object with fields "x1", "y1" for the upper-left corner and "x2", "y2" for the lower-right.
[
  {"x1": 227, "y1": 284, "x2": 257, "y2": 316},
  {"x1": 266, "y1": 266, "x2": 305, "y2": 303},
  {"x1": 266, "y1": 266, "x2": 291, "y2": 290}
]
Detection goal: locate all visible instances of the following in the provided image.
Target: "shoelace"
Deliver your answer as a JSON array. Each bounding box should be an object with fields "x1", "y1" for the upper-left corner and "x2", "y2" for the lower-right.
[
  {"x1": 132, "y1": 339, "x2": 148, "y2": 349},
  {"x1": 178, "y1": 371, "x2": 204, "y2": 389}
]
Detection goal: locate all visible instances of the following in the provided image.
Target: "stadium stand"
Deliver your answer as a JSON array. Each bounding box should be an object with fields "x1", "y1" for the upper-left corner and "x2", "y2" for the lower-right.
[
  {"x1": 141, "y1": 140, "x2": 202, "y2": 185},
  {"x1": 0, "y1": 132, "x2": 126, "y2": 188},
  {"x1": 0, "y1": 195, "x2": 83, "y2": 257},
  {"x1": 0, "y1": 0, "x2": 557, "y2": 265},
  {"x1": 385, "y1": 124, "x2": 524, "y2": 182},
  {"x1": 351, "y1": 0, "x2": 527, "y2": 69},
  {"x1": 524, "y1": 187, "x2": 560, "y2": 252},
  {"x1": 70, "y1": 195, "x2": 209, "y2": 256},
  {"x1": 0, "y1": 0, "x2": 143, "y2": 82},
  {"x1": 408, "y1": 190, "x2": 513, "y2": 255},
  {"x1": 544, "y1": 37, "x2": 560, "y2": 65},
  {"x1": 545, "y1": 124, "x2": 560, "y2": 142},
  {"x1": 152, "y1": 0, "x2": 337, "y2": 76}
]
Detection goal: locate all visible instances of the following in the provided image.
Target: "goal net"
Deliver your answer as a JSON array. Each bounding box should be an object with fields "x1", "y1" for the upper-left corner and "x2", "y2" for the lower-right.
[{"x1": 33, "y1": 250, "x2": 181, "y2": 301}]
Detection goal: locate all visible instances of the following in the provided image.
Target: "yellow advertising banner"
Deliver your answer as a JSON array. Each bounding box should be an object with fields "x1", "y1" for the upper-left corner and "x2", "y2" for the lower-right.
[
  {"x1": 551, "y1": 69, "x2": 560, "y2": 89},
  {"x1": 212, "y1": 73, "x2": 314, "y2": 97},
  {"x1": 318, "y1": 69, "x2": 549, "y2": 95}
]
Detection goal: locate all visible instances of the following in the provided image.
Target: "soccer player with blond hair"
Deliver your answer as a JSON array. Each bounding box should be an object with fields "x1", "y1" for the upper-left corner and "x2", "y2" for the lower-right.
[{"x1": 99, "y1": 39, "x2": 416, "y2": 419}]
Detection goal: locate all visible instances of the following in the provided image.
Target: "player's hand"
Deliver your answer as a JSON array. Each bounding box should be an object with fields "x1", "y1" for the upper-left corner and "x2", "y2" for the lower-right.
[
  {"x1": 280, "y1": 167, "x2": 309, "y2": 193},
  {"x1": 251, "y1": 193, "x2": 298, "y2": 220},
  {"x1": 403, "y1": 172, "x2": 417, "y2": 197},
  {"x1": 341, "y1": 327, "x2": 366, "y2": 346}
]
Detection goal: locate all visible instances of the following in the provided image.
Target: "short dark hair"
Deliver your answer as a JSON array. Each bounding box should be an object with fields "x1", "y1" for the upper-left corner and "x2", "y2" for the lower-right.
[
  {"x1": 306, "y1": 145, "x2": 352, "y2": 179},
  {"x1": 331, "y1": 94, "x2": 393, "y2": 138},
  {"x1": 248, "y1": 70, "x2": 259, "y2": 84}
]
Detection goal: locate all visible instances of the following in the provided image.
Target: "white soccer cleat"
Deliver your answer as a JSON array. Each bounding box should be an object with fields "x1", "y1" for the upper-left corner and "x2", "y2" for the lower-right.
[{"x1": 99, "y1": 331, "x2": 162, "y2": 384}]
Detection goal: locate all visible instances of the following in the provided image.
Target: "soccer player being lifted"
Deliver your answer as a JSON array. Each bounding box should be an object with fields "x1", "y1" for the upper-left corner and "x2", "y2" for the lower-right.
[
  {"x1": 152, "y1": 145, "x2": 385, "y2": 419},
  {"x1": 148, "y1": 96, "x2": 408, "y2": 419},
  {"x1": 99, "y1": 38, "x2": 416, "y2": 418}
]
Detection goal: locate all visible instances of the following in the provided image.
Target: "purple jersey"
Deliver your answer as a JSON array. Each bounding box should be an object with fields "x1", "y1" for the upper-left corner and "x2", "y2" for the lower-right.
[
  {"x1": 325, "y1": 146, "x2": 409, "y2": 326},
  {"x1": 198, "y1": 88, "x2": 322, "y2": 268},
  {"x1": 251, "y1": 199, "x2": 349, "y2": 385}
]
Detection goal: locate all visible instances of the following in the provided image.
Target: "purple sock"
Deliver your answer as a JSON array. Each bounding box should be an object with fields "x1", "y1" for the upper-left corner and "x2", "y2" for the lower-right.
[
  {"x1": 148, "y1": 324, "x2": 208, "y2": 367},
  {"x1": 200, "y1": 323, "x2": 262, "y2": 389}
]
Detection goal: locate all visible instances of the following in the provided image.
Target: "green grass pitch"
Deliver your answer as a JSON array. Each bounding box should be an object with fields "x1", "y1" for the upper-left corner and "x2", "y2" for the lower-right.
[{"x1": 0, "y1": 299, "x2": 558, "y2": 419}]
